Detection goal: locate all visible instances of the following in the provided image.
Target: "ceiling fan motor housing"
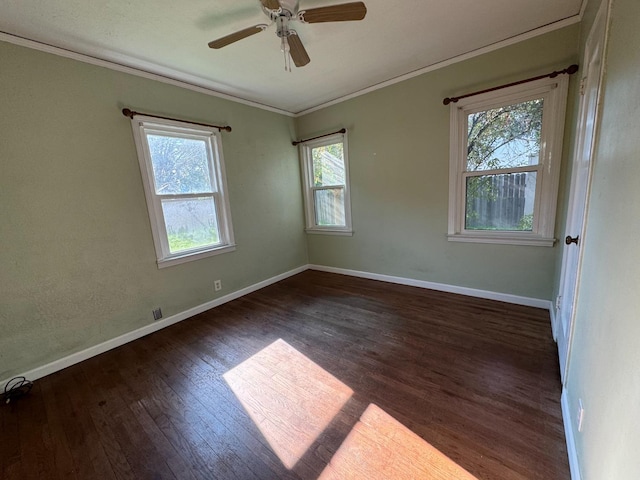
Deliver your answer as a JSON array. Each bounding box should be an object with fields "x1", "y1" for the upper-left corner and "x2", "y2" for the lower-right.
[{"x1": 275, "y1": 10, "x2": 293, "y2": 38}]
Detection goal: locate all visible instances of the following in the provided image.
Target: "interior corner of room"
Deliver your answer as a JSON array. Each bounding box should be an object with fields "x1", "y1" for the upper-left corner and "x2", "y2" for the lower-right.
[{"x1": 1, "y1": 0, "x2": 639, "y2": 478}]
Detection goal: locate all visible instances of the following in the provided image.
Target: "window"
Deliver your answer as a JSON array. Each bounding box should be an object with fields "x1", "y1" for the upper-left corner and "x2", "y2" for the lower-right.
[
  {"x1": 299, "y1": 132, "x2": 353, "y2": 235},
  {"x1": 448, "y1": 76, "x2": 569, "y2": 246},
  {"x1": 130, "y1": 116, "x2": 235, "y2": 267}
]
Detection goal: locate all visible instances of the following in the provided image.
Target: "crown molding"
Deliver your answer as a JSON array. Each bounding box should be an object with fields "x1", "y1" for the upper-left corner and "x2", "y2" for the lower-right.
[
  {"x1": 294, "y1": 15, "x2": 582, "y2": 116},
  {"x1": 0, "y1": 31, "x2": 295, "y2": 117}
]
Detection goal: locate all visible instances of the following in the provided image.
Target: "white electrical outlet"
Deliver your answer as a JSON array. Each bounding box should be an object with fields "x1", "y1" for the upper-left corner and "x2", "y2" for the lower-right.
[
  {"x1": 214, "y1": 280, "x2": 222, "y2": 291},
  {"x1": 577, "y1": 398, "x2": 585, "y2": 432}
]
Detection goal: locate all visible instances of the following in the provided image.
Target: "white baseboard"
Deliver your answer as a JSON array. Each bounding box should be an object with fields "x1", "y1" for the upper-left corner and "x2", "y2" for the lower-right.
[
  {"x1": 1, "y1": 265, "x2": 307, "y2": 387},
  {"x1": 562, "y1": 389, "x2": 582, "y2": 480},
  {"x1": 3, "y1": 263, "x2": 553, "y2": 387},
  {"x1": 308, "y1": 264, "x2": 551, "y2": 309}
]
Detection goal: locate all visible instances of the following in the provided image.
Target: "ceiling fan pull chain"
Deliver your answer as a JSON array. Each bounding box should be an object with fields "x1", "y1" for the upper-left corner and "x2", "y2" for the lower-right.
[{"x1": 283, "y1": 46, "x2": 291, "y2": 72}]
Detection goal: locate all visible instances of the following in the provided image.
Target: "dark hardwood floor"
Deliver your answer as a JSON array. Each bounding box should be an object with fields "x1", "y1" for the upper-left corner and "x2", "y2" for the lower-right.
[{"x1": 0, "y1": 271, "x2": 569, "y2": 479}]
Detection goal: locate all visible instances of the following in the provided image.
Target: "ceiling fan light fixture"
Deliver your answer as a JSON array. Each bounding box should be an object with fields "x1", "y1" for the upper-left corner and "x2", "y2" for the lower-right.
[{"x1": 207, "y1": 1, "x2": 367, "y2": 71}]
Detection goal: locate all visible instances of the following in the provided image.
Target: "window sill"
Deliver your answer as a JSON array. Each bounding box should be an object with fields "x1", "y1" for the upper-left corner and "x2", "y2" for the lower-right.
[
  {"x1": 305, "y1": 228, "x2": 354, "y2": 237},
  {"x1": 157, "y1": 244, "x2": 236, "y2": 268},
  {"x1": 447, "y1": 233, "x2": 556, "y2": 247}
]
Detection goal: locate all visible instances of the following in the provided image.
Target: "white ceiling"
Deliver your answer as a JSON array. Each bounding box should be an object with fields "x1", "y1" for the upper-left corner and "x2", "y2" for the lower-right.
[{"x1": 0, "y1": 0, "x2": 584, "y2": 115}]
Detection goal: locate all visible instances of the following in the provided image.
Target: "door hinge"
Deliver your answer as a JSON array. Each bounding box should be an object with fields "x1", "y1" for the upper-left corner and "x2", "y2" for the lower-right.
[
  {"x1": 579, "y1": 77, "x2": 586, "y2": 96},
  {"x1": 556, "y1": 295, "x2": 562, "y2": 310}
]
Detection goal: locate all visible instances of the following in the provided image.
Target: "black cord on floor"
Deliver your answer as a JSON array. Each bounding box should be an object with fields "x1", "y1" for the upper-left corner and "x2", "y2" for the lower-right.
[{"x1": 2, "y1": 376, "x2": 33, "y2": 404}]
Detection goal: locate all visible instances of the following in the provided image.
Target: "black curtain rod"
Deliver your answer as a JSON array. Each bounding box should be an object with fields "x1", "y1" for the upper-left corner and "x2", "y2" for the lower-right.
[
  {"x1": 122, "y1": 108, "x2": 232, "y2": 132},
  {"x1": 443, "y1": 64, "x2": 579, "y2": 106},
  {"x1": 292, "y1": 128, "x2": 346, "y2": 146}
]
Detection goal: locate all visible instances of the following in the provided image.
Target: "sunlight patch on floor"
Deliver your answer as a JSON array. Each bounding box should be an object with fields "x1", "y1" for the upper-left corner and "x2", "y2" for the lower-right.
[
  {"x1": 319, "y1": 404, "x2": 478, "y2": 480},
  {"x1": 223, "y1": 338, "x2": 353, "y2": 469}
]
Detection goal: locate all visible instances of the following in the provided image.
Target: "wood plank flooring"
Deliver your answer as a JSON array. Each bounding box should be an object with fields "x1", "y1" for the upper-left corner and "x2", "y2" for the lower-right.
[{"x1": 0, "y1": 271, "x2": 569, "y2": 479}]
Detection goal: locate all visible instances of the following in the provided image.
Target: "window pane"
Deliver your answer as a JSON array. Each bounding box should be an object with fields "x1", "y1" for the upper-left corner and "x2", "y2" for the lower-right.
[
  {"x1": 465, "y1": 172, "x2": 537, "y2": 231},
  {"x1": 467, "y1": 99, "x2": 543, "y2": 171},
  {"x1": 314, "y1": 188, "x2": 345, "y2": 227},
  {"x1": 312, "y1": 143, "x2": 345, "y2": 187},
  {"x1": 161, "y1": 197, "x2": 220, "y2": 253},
  {"x1": 147, "y1": 134, "x2": 213, "y2": 194}
]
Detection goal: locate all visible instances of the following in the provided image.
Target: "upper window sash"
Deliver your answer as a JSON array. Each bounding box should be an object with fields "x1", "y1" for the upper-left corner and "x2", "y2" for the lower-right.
[{"x1": 141, "y1": 127, "x2": 220, "y2": 196}]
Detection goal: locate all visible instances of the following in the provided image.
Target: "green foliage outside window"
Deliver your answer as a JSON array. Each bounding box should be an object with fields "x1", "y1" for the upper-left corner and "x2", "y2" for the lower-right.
[{"x1": 168, "y1": 227, "x2": 219, "y2": 253}]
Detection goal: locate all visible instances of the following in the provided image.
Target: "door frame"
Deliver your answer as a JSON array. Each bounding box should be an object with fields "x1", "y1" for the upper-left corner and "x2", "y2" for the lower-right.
[{"x1": 555, "y1": 0, "x2": 610, "y2": 383}]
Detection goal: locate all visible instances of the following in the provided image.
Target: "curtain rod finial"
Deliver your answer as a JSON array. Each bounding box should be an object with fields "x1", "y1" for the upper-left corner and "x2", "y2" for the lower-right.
[{"x1": 122, "y1": 108, "x2": 135, "y2": 119}]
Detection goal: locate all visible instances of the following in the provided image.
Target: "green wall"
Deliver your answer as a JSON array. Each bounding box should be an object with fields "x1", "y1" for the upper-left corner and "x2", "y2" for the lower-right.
[
  {"x1": 296, "y1": 25, "x2": 579, "y2": 300},
  {"x1": 565, "y1": 0, "x2": 640, "y2": 478},
  {"x1": 0, "y1": 41, "x2": 307, "y2": 380},
  {"x1": 0, "y1": 23, "x2": 584, "y2": 381}
]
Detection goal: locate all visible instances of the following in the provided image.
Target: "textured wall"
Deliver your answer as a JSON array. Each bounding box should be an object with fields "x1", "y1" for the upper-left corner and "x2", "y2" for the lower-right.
[
  {"x1": 0, "y1": 41, "x2": 307, "y2": 379},
  {"x1": 565, "y1": 0, "x2": 640, "y2": 478},
  {"x1": 296, "y1": 26, "x2": 580, "y2": 300}
]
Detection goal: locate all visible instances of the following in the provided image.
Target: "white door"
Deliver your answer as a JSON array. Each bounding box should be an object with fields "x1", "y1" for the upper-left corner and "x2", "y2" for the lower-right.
[{"x1": 556, "y1": 0, "x2": 608, "y2": 383}]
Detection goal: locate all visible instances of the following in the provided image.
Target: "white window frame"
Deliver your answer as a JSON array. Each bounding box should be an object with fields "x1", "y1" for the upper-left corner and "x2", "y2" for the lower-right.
[
  {"x1": 130, "y1": 115, "x2": 235, "y2": 268},
  {"x1": 447, "y1": 76, "x2": 569, "y2": 246},
  {"x1": 299, "y1": 132, "x2": 353, "y2": 235}
]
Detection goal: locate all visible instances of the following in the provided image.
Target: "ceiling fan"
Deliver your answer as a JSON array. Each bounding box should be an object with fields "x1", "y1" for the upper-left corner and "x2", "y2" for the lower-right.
[{"x1": 208, "y1": 0, "x2": 367, "y2": 71}]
